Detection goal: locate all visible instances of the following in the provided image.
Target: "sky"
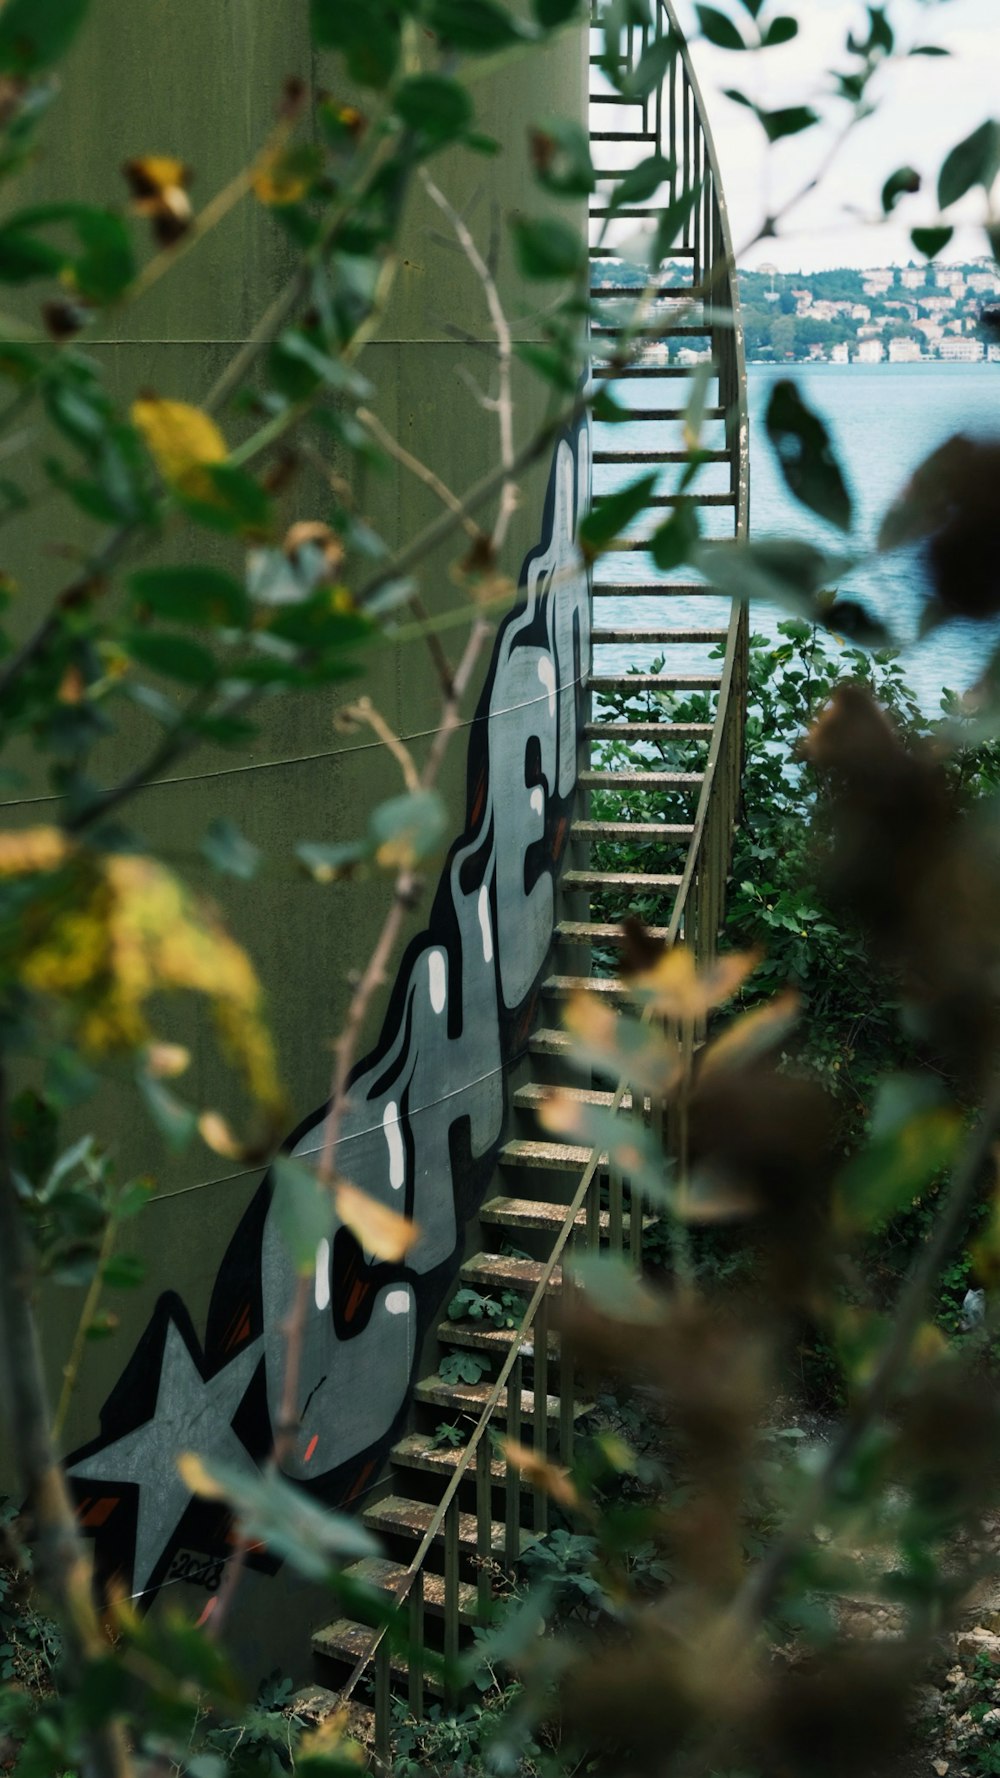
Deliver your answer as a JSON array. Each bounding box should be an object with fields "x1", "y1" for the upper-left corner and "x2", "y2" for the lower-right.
[{"x1": 669, "y1": 0, "x2": 999, "y2": 271}]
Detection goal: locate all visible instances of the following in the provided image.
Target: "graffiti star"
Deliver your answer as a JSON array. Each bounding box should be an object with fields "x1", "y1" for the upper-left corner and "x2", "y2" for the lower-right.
[{"x1": 70, "y1": 1319, "x2": 262, "y2": 1599}]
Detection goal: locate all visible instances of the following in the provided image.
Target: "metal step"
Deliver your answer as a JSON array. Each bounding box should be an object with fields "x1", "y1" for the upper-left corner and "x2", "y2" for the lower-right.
[
  {"x1": 435, "y1": 1319, "x2": 546, "y2": 1355},
  {"x1": 579, "y1": 769, "x2": 703, "y2": 788},
  {"x1": 589, "y1": 131, "x2": 657, "y2": 143},
  {"x1": 589, "y1": 670, "x2": 722, "y2": 691},
  {"x1": 392, "y1": 1433, "x2": 506, "y2": 1479},
  {"x1": 363, "y1": 1493, "x2": 533, "y2": 1556},
  {"x1": 586, "y1": 722, "x2": 715, "y2": 737},
  {"x1": 563, "y1": 868, "x2": 683, "y2": 892},
  {"x1": 513, "y1": 1079, "x2": 644, "y2": 1110},
  {"x1": 590, "y1": 245, "x2": 696, "y2": 259},
  {"x1": 542, "y1": 974, "x2": 631, "y2": 999},
  {"x1": 593, "y1": 363, "x2": 711, "y2": 377},
  {"x1": 340, "y1": 1555, "x2": 479, "y2": 1623},
  {"x1": 595, "y1": 449, "x2": 729, "y2": 465},
  {"x1": 593, "y1": 410, "x2": 721, "y2": 424},
  {"x1": 571, "y1": 819, "x2": 693, "y2": 840},
  {"x1": 528, "y1": 1027, "x2": 573, "y2": 1058},
  {"x1": 461, "y1": 1251, "x2": 564, "y2": 1292},
  {"x1": 591, "y1": 283, "x2": 694, "y2": 298},
  {"x1": 413, "y1": 1378, "x2": 563, "y2": 1421},
  {"x1": 591, "y1": 580, "x2": 721, "y2": 597},
  {"x1": 554, "y1": 920, "x2": 670, "y2": 946},
  {"x1": 499, "y1": 1138, "x2": 596, "y2": 1170},
  {"x1": 591, "y1": 627, "x2": 726, "y2": 644},
  {"x1": 312, "y1": 1619, "x2": 445, "y2": 1690},
  {"x1": 481, "y1": 1195, "x2": 646, "y2": 1234}
]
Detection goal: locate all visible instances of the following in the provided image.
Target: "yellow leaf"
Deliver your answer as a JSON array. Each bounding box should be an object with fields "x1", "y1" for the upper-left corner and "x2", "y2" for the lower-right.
[
  {"x1": 252, "y1": 150, "x2": 310, "y2": 207},
  {"x1": 131, "y1": 396, "x2": 227, "y2": 489},
  {"x1": 503, "y1": 1439, "x2": 580, "y2": 1510},
  {"x1": 0, "y1": 826, "x2": 72, "y2": 877},
  {"x1": 634, "y1": 945, "x2": 760, "y2": 1022},
  {"x1": 198, "y1": 1110, "x2": 243, "y2": 1159},
  {"x1": 177, "y1": 1452, "x2": 226, "y2": 1500},
  {"x1": 335, "y1": 1180, "x2": 418, "y2": 1262},
  {"x1": 145, "y1": 1042, "x2": 190, "y2": 1079},
  {"x1": 700, "y1": 990, "x2": 801, "y2": 1076}
]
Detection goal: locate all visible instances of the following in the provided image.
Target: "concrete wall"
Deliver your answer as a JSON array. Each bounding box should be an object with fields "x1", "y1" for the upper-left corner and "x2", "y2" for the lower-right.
[{"x1": 0, "y1": 1, "x2": 588, "y2": 1677}]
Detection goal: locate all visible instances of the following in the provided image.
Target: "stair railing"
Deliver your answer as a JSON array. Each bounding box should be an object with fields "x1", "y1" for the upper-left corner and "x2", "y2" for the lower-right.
[{"x1": 334, "y1": 1, "x2": 749, "y2": 1754}]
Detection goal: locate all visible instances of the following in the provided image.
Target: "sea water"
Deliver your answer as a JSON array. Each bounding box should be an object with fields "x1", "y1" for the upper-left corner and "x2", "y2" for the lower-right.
[{"x1": 593, "y1": 360, "x2": 1000, "y2": 712}]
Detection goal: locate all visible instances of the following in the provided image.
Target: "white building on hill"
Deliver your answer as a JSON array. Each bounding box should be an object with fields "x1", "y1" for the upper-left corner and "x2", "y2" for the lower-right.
[
  {"x1": 939, "y1": 337, "x2": 985, "y2": 362},
  {"x1": 888, "y1": 337, "x2": 923, "y2": 363}
]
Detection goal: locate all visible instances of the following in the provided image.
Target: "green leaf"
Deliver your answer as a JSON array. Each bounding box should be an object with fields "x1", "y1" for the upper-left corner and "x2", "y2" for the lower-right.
[
  {"x1": 395, "y1": 73, "x2": 473, "y2": 142},
  {"x1": 177, "y1": 463, "x2": 272, "y2": 536},
  {"x1": 0, "y1": 0, "x2": 91, "y2": 73},
  {"x1": 296, "y1": 838, "x2": 370, "y2": 881},
  {"x1": 938, "y1": 120, "x2": 1000, "y2": 210},
  {"x1": 695, "y1": 538, "x2": 861, "y2": 625},
  {"x1": 136, "y1": 1073, "x2": 197, "y2": 1152},
  {"x1": 124, "y1": 631, "x2": 218, "y2": 684},
  {"x1": 369, "y1": 788, "x2": 447, "y2": 865},
  {"x1": 579, "y1": 474, "x2": 658, "y2": 555},
  {"x1": 129, "y1": 565, "x2": 250, "y2": 628},
  {"x1": 573, "y1": 1253, "x2": 662, "y2": 1324},
  {"x1": 271, "y1": 1154, "x2": 331, "y2": 1273},
  {"x1": 652, "y1": 185, "x2": 701, "y2": 261},
  {"x1": 650, "y1": 501, "x2": 700, "y2": 571},
  {"x1": 183, "y1": 1454, "x2": 378, "y2": 1579},
  {"x1": 837, "y1": 1110, "x2": 962, "y2": 1232},
  {"x1": 515, "y1": 340, "x2": 579, "y2": 393},
  {"x1": 439, "y1": 1351, "x2": 490, "y2": 1385},
  {"x1": 530, "y1": 119, "x2": 594, "y2": 198},
  {"x1": 758, "y1": 104, "x2": 818, "y2": 142},
  {"x1": 533, "y1": 0, "x2": 581, "y2": 23},
  {"x1": 762, "y1": 15, "x2": 797, "y2": 46},
  {"x1": 622, "y1": 34, "x2": 676, "y2": 101},
  {"x1": 426, "y1": 0, "x2": 530, "y2": 52},
  {"x1": 695, "y1": 5, "x2": 746, "y2": 50},
  {"x1": 911, "y1": 225, "x2": 953, "y2": 259},
  {"x1": 609, "y1": 153, "x2": 674, "y2": 212},
  {"x1": 73, "y1": 210, "x2": 135, "y2": 303},
  {"x1": 309, "y1": 0, "x2": 401, "y2": 86},
  {"x1": 909, "y1": 45, "x2": 949, "y2": 57},
  {"x1": 765, "y1": 379, "x2": 853, "y2": 532},
  {"x1": 0, "y1": 227, "x2": 64, "y2": 284},
  {"x1": 881, "y1": 166, "x2": 921, "y2": 215},
  {"x1": 102, "y1": 1254, "x2": 146, "y2": 1289},
  {"x1": 201, "y1": 818, "x2": 261, "y2": 881},
  {"x1": 511, "y1": 214, "x2": 585, "y2": 280}
]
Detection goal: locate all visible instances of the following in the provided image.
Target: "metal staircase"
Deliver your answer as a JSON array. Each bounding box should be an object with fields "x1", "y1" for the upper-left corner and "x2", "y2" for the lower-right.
[{"x1": 306, "y1": 0, "x2": 749, "y2": 1750}]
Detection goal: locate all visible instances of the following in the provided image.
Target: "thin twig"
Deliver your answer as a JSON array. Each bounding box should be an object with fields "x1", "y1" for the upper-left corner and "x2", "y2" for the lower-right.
[
  {"x1": 0, "y1": 1063, "x2": 132, "y2": 1778},
  {"x1": 339, "y1": 697, "x2": 422, "y2": 793}
]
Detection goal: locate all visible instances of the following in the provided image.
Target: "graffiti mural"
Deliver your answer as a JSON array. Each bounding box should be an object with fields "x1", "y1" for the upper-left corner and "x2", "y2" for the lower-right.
[{"x1": 68, "y1": 419, "x2": 591, "y2": 1604}]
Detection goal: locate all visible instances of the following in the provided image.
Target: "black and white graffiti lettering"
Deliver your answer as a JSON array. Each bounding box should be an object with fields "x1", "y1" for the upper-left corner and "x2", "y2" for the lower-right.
[{"x1": 67, "y1": 421, "x2": 591, "y2": 1604}]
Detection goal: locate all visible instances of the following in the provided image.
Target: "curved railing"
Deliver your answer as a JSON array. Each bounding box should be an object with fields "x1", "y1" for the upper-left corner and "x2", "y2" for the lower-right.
[{"x1": 337, "y1": 3, "x2": 749, "y2": 1751}]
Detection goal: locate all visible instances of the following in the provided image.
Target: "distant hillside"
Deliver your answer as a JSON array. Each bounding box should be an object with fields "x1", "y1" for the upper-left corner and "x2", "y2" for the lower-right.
[{"x1": 591, "y1": 259, "x2": 1000, "y2": 365}]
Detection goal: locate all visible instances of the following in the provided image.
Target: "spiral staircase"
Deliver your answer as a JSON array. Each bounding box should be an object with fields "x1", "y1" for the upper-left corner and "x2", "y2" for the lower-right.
[{"x1": 302, "y1": 2, "x2": 750, "y2": 1750}]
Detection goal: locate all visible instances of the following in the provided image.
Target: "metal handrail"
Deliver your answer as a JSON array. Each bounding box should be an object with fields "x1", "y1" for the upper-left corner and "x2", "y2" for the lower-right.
[{"x1": 342, "y1": 2, "x2": 751, "y2": 1743}]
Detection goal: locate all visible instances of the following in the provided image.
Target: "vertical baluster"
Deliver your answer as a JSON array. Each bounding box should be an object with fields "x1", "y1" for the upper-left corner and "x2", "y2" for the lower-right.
[
  {"x1": 586, "y1": 1166, "x2": 601, "y2": 1253},
  {"x1": 559, "y1": 1227, "x2": 575, "y2": 1470},
  {"x1": 476, "y1": 1436, "x2": 493, "y2": 1622},
  {"x1": 683, "y1": 70, "x2": 692, "y2": 250},
  {"x1": 505, "y1": 1350, "x2": 522, "y2": 1569},
  {"x1": 408, "y1": 1570, "x2": 424, "y2": 1721},
  {"x1": 668, "y1": 27, "x2": 678, "y2": 207},
  {"x1": 533, "y1": 1296, "x2": 550, "y2": 1534},
  {"x1": 609, "y1": 1148, "x2": 624, "y2": 1258},
  {"x1": 375, "y1": 1634, "x2": 391, "y2": 1764},
  {"x1": 444, "y1": 1496, "x2": 460, "y2": 1707}
]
